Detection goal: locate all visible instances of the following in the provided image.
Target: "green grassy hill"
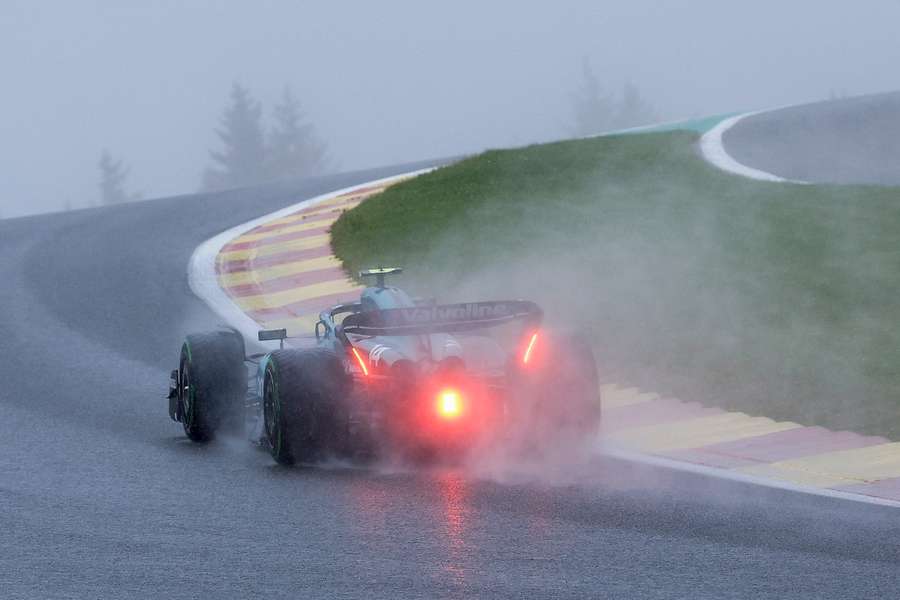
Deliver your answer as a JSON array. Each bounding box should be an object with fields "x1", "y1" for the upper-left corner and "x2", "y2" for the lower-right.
[{"x1": 332, "y1": 131, "x2": 900, "y2": 438}]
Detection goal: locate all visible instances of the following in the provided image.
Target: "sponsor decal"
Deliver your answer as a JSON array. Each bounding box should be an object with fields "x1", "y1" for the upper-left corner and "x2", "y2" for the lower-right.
[{"x1": 398, "y1": 303, "x2": 512, "y2": 324}]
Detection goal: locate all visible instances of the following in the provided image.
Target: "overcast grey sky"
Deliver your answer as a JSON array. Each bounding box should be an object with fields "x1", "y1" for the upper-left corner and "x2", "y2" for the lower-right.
[{"x1": 2, "y1": 1, "x2": 899, "y2": 218}]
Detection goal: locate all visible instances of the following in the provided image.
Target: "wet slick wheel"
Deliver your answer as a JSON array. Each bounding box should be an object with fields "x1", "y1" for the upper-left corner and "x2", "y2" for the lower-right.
[
  {"x1": 544, "y1": 333, "x2": 601, "y2": 434},
  {"x1": 510, "y1": 331, "x2": 600, "y2": 450},
  {"x1": 178, "y1": 330, "x2": 245, "y2": 442},
  {"x1": 262, "y1": 349, "x2": 349, "y2": 466}
]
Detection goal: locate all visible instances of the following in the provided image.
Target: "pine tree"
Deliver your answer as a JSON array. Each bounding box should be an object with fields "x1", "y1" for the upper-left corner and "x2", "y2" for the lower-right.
[
  {"x1": 98, "y1": 150, "x2": 130, "y2": 205},
  {"x1": 571, "y1": 58, "x2": 614, "y2": 136},
  {"x1": 614, "y1": 82, "x2": 657, "y2": 130},
  {"x1": 203, "y1": 83, "x2": 267, "y2": 191},
  {"x1": 266, "y1": 87, "x2": 329, "y2": 180}
]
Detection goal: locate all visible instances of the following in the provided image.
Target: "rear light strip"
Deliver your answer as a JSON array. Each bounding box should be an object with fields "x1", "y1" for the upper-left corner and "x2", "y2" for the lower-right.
[
  {"x1": 350, "y1": 347, "x2": 369, "y2": 376},
  {"x1": 522, "y1": 332, "x2": 539, "y2": 365}
]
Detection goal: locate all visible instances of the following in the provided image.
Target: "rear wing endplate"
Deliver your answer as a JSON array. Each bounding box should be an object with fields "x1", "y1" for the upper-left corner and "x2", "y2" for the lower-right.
[{"x1": 258, "y1": 328, "x2": 287, "y2": 349}]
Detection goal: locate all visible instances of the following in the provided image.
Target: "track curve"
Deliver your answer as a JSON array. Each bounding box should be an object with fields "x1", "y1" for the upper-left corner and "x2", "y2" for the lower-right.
[
  {"x1": 722, "y1": 91, "x2": 900, "y2": 185},
  {"x1": 1, "y1": 157, "x2": 900, "y2": 596}
]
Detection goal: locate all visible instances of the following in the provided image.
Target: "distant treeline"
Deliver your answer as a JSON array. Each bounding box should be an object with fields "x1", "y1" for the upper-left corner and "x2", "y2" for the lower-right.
[
  {"x1": 96, "y1": 83, "x2": 329, "y2": 206},
  {"x1": 93, "y1": 64, "x2": 660, "y2": 208},
  {"x1": 571, "y1": 58, "x2": 657, "y2": 136},
  {"x1": 202, "y1": 83, "x2": 329, "y2": 192}
]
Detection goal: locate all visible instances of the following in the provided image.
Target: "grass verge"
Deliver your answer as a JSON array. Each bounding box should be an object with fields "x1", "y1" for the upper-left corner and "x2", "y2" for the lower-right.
[{"x1": 332, "y1": 131, "x2": 900, "y2": 438}]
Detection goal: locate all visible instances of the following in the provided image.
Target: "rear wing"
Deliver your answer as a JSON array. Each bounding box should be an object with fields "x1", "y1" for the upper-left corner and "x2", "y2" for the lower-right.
[{"x1": 340, "y1": 300, "x2": 542, "y2": 336}]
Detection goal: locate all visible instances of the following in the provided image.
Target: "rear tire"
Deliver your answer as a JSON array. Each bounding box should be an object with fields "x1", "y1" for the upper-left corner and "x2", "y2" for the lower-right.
[
  {"x1": 178, "y1": 329, "x2": 246, "y2": 442},
  {"x1": 543, "y1": 333, "x2": 601, "y2": 434},
  {"x1": 510, "y1": 331, "x2": 601, "y2": 448},
  {"x1": 262, "y1": 348, "x2": 349, "y2": 466}
]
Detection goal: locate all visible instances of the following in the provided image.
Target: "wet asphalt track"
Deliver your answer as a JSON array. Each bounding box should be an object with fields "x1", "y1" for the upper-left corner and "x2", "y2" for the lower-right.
[
  {"x1": 724, "y1": 91, "x2": 900, "y2": 185},
  {"x1": 2, "y1": 116, "x2": 900, "y2": 599}
]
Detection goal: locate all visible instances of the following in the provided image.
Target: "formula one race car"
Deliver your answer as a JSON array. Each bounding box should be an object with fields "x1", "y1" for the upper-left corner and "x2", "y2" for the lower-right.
[{"x1": 168, "y1": 268, "x2": 599, "y2": 465}]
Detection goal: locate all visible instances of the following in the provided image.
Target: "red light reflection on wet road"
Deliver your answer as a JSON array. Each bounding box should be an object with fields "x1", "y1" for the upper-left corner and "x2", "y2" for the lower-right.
[{"x1": 437, "y1": 470, "x2": 470, "y2": 584}]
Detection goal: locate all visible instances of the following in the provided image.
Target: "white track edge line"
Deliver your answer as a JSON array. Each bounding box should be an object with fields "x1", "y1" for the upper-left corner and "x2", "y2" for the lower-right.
[
  {"x1": 188, "y1": 168, "x2": 436, "y2": 353},
  {"x1": 604, "y1": 446, "x2": 900, "y2": 509},
  {"x1": 699, "y1": 109, "x2": 809, "y2": 184}
]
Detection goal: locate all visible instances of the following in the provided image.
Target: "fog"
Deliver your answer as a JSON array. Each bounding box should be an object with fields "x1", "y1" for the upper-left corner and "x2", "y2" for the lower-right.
[{"x1": 3, "y1": 0, "x2": 900, "y2": 218}]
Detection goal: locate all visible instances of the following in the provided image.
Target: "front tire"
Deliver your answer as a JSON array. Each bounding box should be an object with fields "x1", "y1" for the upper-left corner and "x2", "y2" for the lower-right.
[{"x1": 178, "y1": 329, "x2": 246, "y2": 442}]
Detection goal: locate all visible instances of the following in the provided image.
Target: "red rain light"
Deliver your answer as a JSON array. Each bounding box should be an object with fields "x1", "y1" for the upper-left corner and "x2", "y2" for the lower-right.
[
  {"x1": 436, "y1": 388, "x2": 463, "y2": 419},
  {"x1": 522, "y1": 332, "x2": 539, "y2": 365},
  {"x1": 350, "y1": 347, "x2": 369, "y2": 376}
]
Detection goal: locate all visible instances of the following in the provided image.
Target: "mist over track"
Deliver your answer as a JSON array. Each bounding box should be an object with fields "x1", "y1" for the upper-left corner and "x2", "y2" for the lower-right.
[{"x1": 1, "y1": 103, "x2": 899, "y2": 598}]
